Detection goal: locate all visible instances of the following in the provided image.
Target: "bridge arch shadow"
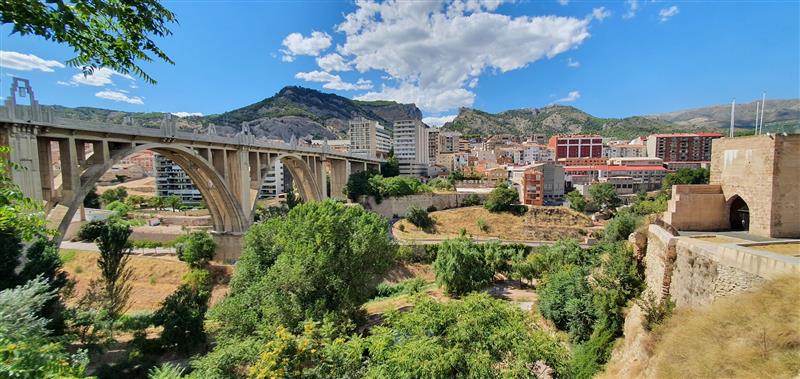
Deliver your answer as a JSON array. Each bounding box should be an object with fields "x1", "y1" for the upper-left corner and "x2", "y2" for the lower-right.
[{"x1": 53, "y1": 143, "x2": 249, "y2": 244}]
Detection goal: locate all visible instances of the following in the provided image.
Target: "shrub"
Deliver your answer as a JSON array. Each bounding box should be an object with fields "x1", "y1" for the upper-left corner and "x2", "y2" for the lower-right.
[
  {"x1": 373, "y1": 278, "x2": 426, "y2": 299},
  {"x1": 637, "y1": 290, "x2": 675, "y2": 332},
  {"x1": 100, "y1": 187, "x2": 128, "y2": 204},
  {"x1": 433, "y1": 237, "x2": 493, "y2": 296},
  {"x1": 148, "y1": 363, "x2": 185, "y2": 379},
  {"x1": 395, "y1": 244, "x2": 437, "y2": 264},
  {"x1": 426, "y1": 205, "x2": 437, "y2": 212},
  {"x1": 152, "y1": 283, "x2": 210, "y2": 352},
  {"x1": 477, "y1": 218, "x2": 489, "y2": 233},
  {"x1": 566, "y1": 190, "x2": 587, "y2": 212},
  {"x1": 568, "y1": 326, "x2": 617, "y2": 379},
  {"x1": 603, "y1": 211, "x2": 642, "y2": 243},
  {"x1": 406, "y1": 206, "x2": 435, "y2": 230},
  {"x1": 77, "y1": 219, "x2": 108, "y2": 241},
  {"x1": 588, "y1": 183, "x2": 621, "y2": 210},
  {"x1": 484, "y1": 183, "x2": 522, "y2": 213},
  {"x1": 482, "y1": 242, "x2": 520, "y2": 277},
  {"x1": 176, "y1": 230, "x2": 216, "y2": 268},
  {"x1": 427, "y1": 178, "x2": 454, "y2": 191},
  {"x1": 462, "y1": 193, "x2": 481, "y2": 206},
  {"x1": 537, "y1": 265, "x2": 597, "y2": 343},
  {"x1": 105, "y1": 200, "x2": 131, "y2": 218}
]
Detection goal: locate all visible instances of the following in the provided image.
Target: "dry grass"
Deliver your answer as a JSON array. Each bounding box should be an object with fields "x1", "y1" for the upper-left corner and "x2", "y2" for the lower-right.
[
  {"x1": 393, "y1": 206, "x2": 593, "y2": 242},
  {"x1": 650, "y1": 276, "x2": 800, "y2": 379},
  {"x1": 748, "y1": 243, "x2": 800, "y2": 257},
  {"x1": 97, "y1": 176, "x2": 155, "y2": 197},
  {"x1": 61, "y1": 250, "x2": 232, "y2": 312}
]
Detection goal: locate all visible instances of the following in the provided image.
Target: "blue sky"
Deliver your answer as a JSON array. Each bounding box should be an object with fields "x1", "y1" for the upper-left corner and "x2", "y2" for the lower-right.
[{"x1": 1, "y1": 0, "x2": 798, "y2": 125}]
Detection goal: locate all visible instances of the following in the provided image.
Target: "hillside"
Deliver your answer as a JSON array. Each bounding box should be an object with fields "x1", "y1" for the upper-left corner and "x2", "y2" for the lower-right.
[
  {"x1": 652, "y1": 99, "x2": 800, "y2": 131},
  {"x1": 42, "y1": 86, "x2": 423, "y2": 141},
  {"x1": 442, "y1": 100, "x2": 800, "y2": 139}
]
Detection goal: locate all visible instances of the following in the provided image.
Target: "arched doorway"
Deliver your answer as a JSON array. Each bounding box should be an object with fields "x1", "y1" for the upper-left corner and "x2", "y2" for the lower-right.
[{"x1": 729, "y1": 196, "x2": 750, "y2": 231}]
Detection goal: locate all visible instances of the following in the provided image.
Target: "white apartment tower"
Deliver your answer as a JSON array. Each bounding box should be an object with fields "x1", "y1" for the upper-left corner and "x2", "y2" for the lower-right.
[
  {"x1": 393, "y1": 119, "x2": 430, "y2": 176},
  {"x1": 348, "y1": 117, "x2": 392, "y2": 159}
]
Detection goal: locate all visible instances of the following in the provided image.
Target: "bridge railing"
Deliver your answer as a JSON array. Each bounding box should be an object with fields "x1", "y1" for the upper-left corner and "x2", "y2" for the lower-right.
[{"x1": 0, "y1": 104, "x2": 383, "y2": 162}]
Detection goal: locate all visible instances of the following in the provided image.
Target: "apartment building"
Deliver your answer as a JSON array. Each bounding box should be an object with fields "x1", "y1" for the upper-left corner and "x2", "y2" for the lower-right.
[
  {"x1": 602, "y1": 142, "x2": 646, "y2": 158},
  {"x1": 511, "y1": 162, "x2": 565, "y2": 206},
  {"x1": 645, "y1": 132, "x2": 722, "y2": 162},
  {"x1": 439, "y1": 131, "x2": 461, "y2": 153},
  {"x1": 521, "y1": 143, "x2": 554, "y2": 164},
  {"x1": 155, "y1": 155, "x2": 203, "y2": 204},
  {"x1": 548, "y1": 134, "x2": 603, "y2": 159},
  {"x1": 393, "y1": 119, "x2": 430, "y2": 176},
  {"x1": 428, "y1": 128, "x2": 439, "y2": 162},
  {"x1": 348, "y1": 117, "x2": 392, "y2": 159},
  {"x1": 564, "y1": 164, "x2": 668, "y2": 191}
]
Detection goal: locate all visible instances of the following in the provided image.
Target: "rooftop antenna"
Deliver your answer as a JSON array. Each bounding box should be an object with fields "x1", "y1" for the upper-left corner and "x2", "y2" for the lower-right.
[
  {"x1": 759, "y1": 91, "x2": 766, "y2": 135},
  {"x1": 754, "y1": 101, "x2": 760, "y2": 135},
  {"x1": 729, "y1": 98, "x2": 735, "y2": 138}
]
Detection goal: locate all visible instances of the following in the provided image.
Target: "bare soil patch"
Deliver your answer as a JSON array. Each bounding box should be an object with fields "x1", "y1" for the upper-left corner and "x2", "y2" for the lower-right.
[
  {"x1": 61, "y1": 250, "x2": 232, "y2": 312},
  {"x1": 393, "y1": 206, "x2": 593, "y2": 242}
]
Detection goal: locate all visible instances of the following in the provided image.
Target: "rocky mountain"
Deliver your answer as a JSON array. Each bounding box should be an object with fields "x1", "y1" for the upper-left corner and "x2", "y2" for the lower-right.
[
  {"x1": 43, "y1": 86, "x2": 423, "y2": 141},
  {"x1": 441, "y1": 99, "x2": 800, "y2": 139},
  {"x1": 651, "y1": 99, "x2": 800, "y2": 130},
  {"x1": 442, "y1": 105, "x2": 683, "y2": 140}
]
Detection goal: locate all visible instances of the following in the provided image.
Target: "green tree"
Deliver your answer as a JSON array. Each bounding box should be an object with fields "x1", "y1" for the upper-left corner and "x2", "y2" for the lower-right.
[
  {"x1": 83, "y1": 186, "x2": 101, "y2": 208},
  {"x1": 85, "y1": 219, "x2": 134, "y2": 319},
  {"x1": 538, "y1": 265, "x2": 597, "y2": 343},
  {"x1": 209, "y1": 200, "x2": 395, "y2": 338},
  {"x1": 381, "y1": 154, "x2": 400, "y2": 177},
  {"x1": 152, "y1": 283, "x2": 210, "y2": 353},
  {"x1": 602, "y1": 211, "x2": 641, "y2": 243},
  {"x1": 433, "y1": 237, "x2": 493, "y2": 296},
  {"x1": 662, "y1": 167, "x2": 710, "y2": 192},
  {"x1": 484, "y1": 182, "x2": 522, "y2": 213},
  {"x1": 406, "y1": 206, "x2": 434, "y2": 230},
  {"x1": 566, "y1": 190, "x2": 587, "y2": 212},
  {"x1": 588, "y1": 182, "x2": 621, "y2": 210},
  {"x1": 166, "y1": 195, "x2": 182, "y2": 212},
  {"x1": 1, "y1": 0, "x2": 177, "y2": 84},
  {"x1": 0, "y1": 278, "x2": 89, "y2": 378},
  {"x1": 105, "y1": 200, "x2": 130, "y2": 218},
  {"x1": 342, "y1": 169, "x2": 381, "y2": 202},
  {"x1": 176, "y1": 230, "x2": 216, "y2": 268},
  {"x1": 100, "y1": 187, "x2": 128, "y2": 205},
  {"x1": 462, "y1": 193, "x2": 481, "y2": 206}
]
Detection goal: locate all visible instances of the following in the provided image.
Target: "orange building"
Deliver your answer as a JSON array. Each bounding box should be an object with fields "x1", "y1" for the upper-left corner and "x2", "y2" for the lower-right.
[{"x1": 521, "y1": 168, "x2": 545, "y2": 206}]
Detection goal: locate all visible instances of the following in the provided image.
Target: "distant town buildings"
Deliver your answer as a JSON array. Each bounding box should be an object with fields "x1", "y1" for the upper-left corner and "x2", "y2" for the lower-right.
[
  {"x1": 602, "y1": 141, "x2": 646, "y2": 158},
  {"x1": 393, "y1": 119, "x2": 430, "y2": 176},
  {"x1": 155, "y1": 155, "x2": 203, "y2": 204},
  {"x1": 548, "y1": 134, "x2": 603, "y2": 159},
  {"x1": 348, "y1": 117, "x2": 392, "y2": 159},
  {"x1": 645, "y1": 132, "x2": 722, "y2": 163}
]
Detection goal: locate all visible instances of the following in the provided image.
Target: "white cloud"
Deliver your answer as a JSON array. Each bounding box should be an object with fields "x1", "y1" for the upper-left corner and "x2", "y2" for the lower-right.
[
  {"x1": 567, "y1": 58, "x2": 580, "y2": 68},
  {"x1": 558, "y1": 0, "x2": 569, "y2": 5},
  {"x1": 623, "y1": 0, "x2": 639, "y2": 19},
  {"x1": 95, "y1": 90, "x2": 144, "y2": 105},
  {"x1": 332, "y1": 0, "x2": 592, "y2": 112},
  {"x1": 423, "y1": 114, "x2": 457, "y2": 127},
  {"x1": 56, "y1": 80, "x2": 78, "y2": 87},
  {"x1": 316, "y1": 53, "x2": 351, "y2": 72},
  {"x1": 294, "y1": 70, "x2": 372, "y2": 91},
  {"x1": 171, "y1": 112, "x2": 203, "y2": 118},
  {"x1": 281, "y1": 31, "x2": 332, "y2": 61},
  {"x1": 592, "y1": 7, "x2": 611, "y2": 21},
  {"x1": 659, "y1": 5, "x2": 679, "y2": 22},
  {"x1": 554, "y1": 90, "x2": 580, "y2": 103},
  {"x1": 68, "y1": 67, "x2": 133, "y2": 87},
  {"x1": 0, "y1": 51, "x2": 64, "y2": 72}
]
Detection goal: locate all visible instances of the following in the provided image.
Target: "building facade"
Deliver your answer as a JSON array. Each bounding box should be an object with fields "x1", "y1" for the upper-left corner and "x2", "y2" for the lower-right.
[
  {"x1": 393, "y1": 119, "x2": 430, "y2": 176},
  {"x1": 513, "y1": 162, "x2": 565, "y2": 206},
  {"x1": 548, "y1": 134, "x2": 603, "y2": 159},
  {"x1": 155, "y1": 155, "x2": 203, "y2": 204},
  {"x1": 645, "y1": 132, "x2": 722, "y2": 162},
  {"x1": 348, "y1": 117, "x2": 392, "y2": 159}
]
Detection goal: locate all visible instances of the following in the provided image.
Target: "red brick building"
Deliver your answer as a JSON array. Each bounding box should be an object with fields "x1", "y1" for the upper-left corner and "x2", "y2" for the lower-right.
[
  {"x1": 548, "y1": 134, "x2": 603, "y2": 159},
  {"x1": 645, "y1": 133, "x2": 722, "y2": 162},
  {"x1": 521, "y1": 169, "x2": 545, "y2": 206}
]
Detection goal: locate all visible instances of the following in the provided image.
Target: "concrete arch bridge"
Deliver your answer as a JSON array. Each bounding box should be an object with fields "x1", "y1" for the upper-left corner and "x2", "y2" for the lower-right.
[{"x1": 0, "y1": 78, "x2": 382, "y2": 258}]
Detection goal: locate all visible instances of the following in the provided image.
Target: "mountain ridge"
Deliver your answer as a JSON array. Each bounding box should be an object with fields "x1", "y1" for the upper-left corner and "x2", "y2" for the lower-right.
[{"x1": 39, "y1": 88, "x2": 799, "y2": 141}]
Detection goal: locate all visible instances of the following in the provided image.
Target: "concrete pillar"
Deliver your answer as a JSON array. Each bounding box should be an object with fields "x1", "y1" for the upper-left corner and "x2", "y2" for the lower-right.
[
  {"x1": 211, "y1": 232, "x2": 244, "y2": 263},
  {"x1": 329, "y1": 159, "x2": 348, "y2": 201},
  {"x1": 58, "y1": 137, "x2": 80, "y2": 205},
  {"x1": 211, "y1": 149, "x2": 226, "y2": 179},
  {"x1": 7, "y1": 125, "x2": 43, "y2": 201},
  {"x1": 319, "y1": 157, "x2": 328, "y2": 199},
  {"x1": 225, "y1": 149, "x2": 250, "y2": 217},
  {"x1": 37, "y1": 139, "x2": 53, "y2": 204}
]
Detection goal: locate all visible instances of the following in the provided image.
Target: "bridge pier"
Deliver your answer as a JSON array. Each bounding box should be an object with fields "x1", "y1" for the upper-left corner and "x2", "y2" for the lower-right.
[{"x1": 2, "y1": 125, "x2": 44, "y2": 201}]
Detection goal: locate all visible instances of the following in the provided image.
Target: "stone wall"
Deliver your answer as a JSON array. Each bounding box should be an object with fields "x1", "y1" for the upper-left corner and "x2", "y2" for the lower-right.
[
  {"x1": 362, "y1": 192, "x2": 488, "y2": 219},
  {"x1": 642, "y1": 224, "x2": 799, "y2": 308}
]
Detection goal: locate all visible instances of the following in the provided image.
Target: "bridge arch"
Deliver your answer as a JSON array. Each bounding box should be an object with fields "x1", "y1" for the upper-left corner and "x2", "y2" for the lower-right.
[
  {"x1": 53, "y1": 143, "x2": 249, "y2": 243},
  {"x1": 273, "y1": 153, "x2": 322, "y2": 203}
]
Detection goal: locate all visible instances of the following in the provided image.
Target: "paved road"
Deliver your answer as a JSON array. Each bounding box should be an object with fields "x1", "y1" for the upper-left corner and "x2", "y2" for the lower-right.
[
  {"x1": 59, "y1": 240, "x2": 177, "y2": 256},
  {"x1": 679, "y1": 230, "x2": 787, "y2": 243}
]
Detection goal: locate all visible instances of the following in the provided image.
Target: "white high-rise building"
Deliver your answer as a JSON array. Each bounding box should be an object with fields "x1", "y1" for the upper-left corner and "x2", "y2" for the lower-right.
[
  {"x1": 348, "y1": 117, "x2": 392, "y2": 159},
  {"x1": 393, "y1": 119, "x2": 430, "y2": 176}
]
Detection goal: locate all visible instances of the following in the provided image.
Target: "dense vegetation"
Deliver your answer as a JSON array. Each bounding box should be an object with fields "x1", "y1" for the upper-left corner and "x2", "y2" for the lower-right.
[{"x1": 343, "y1": 170, "x2": 432, "y2": 202}]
